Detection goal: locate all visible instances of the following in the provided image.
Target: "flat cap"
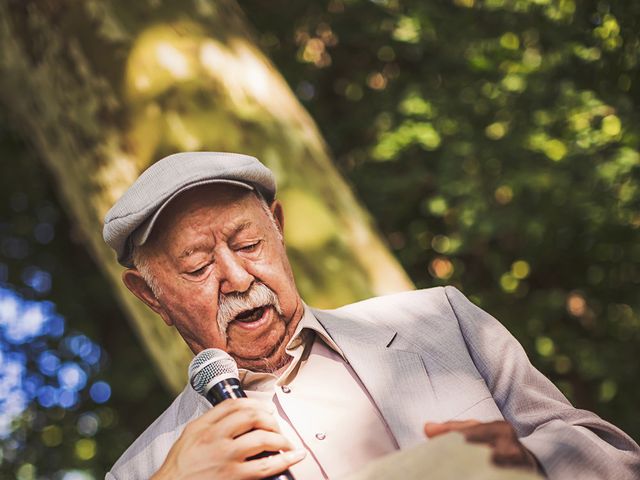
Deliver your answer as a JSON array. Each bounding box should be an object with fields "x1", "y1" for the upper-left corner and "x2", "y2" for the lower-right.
[{"x1": 103, "y1": 152, "x2": 276, "y2": 267}]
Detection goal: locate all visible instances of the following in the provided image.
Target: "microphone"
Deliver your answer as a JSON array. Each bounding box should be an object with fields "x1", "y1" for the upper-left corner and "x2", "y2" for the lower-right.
[{"x1": 189, "y1": 348, "x2": 295, "y2": 480}]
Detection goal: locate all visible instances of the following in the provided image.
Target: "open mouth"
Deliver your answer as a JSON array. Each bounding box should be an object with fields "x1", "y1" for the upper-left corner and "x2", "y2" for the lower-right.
[{"x1": 234, "y1": 306, "x2": 267, "y2": 323}]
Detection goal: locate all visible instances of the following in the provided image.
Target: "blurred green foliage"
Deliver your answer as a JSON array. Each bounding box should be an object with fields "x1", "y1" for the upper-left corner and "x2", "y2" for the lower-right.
[
  {"x1": 1, "y1": 0, "x2": 639, "y2": 477},
  {"x1": 241, "y1": 0, "x2": 640, "y2": 438}
]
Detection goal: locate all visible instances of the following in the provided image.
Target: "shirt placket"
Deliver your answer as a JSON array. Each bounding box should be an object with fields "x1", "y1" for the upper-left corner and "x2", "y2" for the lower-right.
[{"x1": 275, "y1": 376, "x2": 333, "y2": 479}]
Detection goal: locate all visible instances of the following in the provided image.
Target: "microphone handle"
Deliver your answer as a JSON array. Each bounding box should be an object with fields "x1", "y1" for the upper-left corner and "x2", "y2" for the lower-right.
[
  {"x1": 205, "y1": 378, "x2": 247, "y2": 404},
  {"x1": 205, "y1": 378, "x2": 295, "y2": 480}
]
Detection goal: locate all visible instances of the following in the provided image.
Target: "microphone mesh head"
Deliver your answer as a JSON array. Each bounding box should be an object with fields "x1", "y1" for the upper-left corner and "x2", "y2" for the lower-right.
[{"x1": 188, "y1": 348, "x2": 239, "y2": 396}]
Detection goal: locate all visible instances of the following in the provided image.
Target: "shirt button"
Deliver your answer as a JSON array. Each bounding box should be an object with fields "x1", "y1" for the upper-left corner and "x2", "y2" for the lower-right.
[
  {"x1": 281, "y1": 385, "x2": 291, "y2": 393},
  {"x1": 315, "y1": 432, "x2": 326, "y2": 440}
]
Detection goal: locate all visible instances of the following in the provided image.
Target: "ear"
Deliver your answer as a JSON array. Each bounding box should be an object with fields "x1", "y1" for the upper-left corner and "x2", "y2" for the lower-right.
[
  {"x1": 270, "y1": 200, "x2": 285, "y2": 235},
  {"x1": 122, "y1": 269, "x2": 174, "y2": 326}
]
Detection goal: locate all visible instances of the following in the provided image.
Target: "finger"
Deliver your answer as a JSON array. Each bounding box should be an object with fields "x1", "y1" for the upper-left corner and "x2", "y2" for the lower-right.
[
  {"x1": 459, "y1": 421, "x2": 511, "y2": 445},
  {"x1": 197, "y1": 398, "x2": 275, "y2": 427},
  {"x1": 237, "y1": 449, "x2": 306, "y2": 480},
  {"x1": 424, "y1": 420, "x2": 481, "y2": 437},
  {"x1": 492, "y1": 444, "x2": 526, "y2": 467},
  {"x1": 217, "y1": 407, "x2": 281, "y2": 439},
  {"x1": 491, "y1": 437, "x2": 536, "y2": 469},
  {"x1": 230, "y1": 430, "x2": 295, "y2": 460}
]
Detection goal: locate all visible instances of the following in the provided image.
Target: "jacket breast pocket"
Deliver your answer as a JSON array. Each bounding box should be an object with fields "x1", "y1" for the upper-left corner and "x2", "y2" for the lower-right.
[
  {"x1": 450, "y1": 396, "x2": 504, "y2": 422},
  {"x1": 437, "y1": 377, "x2": 503, "y2": 422}
]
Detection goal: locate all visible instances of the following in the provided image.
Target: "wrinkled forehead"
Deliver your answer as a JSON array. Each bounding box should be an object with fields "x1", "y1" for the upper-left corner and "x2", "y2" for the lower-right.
[{"x1": 145, "y1": 184, "x2": 263, "y2": 248}]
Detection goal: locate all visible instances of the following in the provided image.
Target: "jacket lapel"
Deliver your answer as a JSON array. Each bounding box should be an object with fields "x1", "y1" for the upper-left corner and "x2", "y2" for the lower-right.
[{"x1": 313, "y1": 308, "x2": 439, "y2": 448}]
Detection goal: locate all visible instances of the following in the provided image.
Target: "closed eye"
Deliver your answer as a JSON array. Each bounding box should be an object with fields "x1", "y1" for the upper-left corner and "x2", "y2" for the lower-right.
[
  {"x1": 186, "y1": 264, "x2": 210, "y2": 277},
  {"x1": 238, "y1": 240, "x2": 261, "y2": 252}
]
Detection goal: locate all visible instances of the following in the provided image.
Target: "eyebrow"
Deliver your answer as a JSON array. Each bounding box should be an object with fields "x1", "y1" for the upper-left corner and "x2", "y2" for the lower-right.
[
  {"x1": 177, "y1": 221, "x2": 253, "y2": 259},
  {"x1": 178, "y1": 242, "x2": 210, "y2": 260}
]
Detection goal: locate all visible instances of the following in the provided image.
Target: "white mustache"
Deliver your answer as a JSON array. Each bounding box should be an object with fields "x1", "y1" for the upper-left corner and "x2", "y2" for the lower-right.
[{"x1": 217, "y1": 282, "x2": 282, "y2": 335}]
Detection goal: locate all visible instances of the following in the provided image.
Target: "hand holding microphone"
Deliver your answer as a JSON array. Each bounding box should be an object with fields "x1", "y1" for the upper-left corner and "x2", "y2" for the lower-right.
[{"x1": 151, "y1": 349, "x2": 305, "y2": 480}]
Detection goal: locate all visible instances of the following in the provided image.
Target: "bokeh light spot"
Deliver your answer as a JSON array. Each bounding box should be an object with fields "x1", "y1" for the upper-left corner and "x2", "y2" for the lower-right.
[
  {"x1": 89, "y1": 382, "x2": 111, "y2": 404},
  {"x1": 33, "y1": 223, "x2": 55, "y2": 244},
  {"x1": 58, "y1": 363, "x2": 88, "y2": 391},
  {"x1": 431, "y1": 235, "x2": 451, "y2": 254},
  {"x1": 37, "y1": 385, "x2": 58, "y2": 408},
  {"x1": 500, "y1": 273, "x2": 519, "y2": 293},
  {"x1": 296, "y1": 81, "x2": 315, "y2": 100},
  {"x1": 554, "y1": 355, "x2": 573, "y2": 375},
  {"x1": 38, "y1": 351, "x2": 60, "y2": 376},
  {"x1": 367, "y1": 72, "x2": 387, "y2": 90},
  {"x1": 566, "y1": 292, "x2": 587, "y2": 317},
  {"x1": 46, "y1": 315, "x2": 65, "y2": 338},
  {"x1": 393, "y1": 16, "x2": 420, "y2": 43},
  {"x1": 429, "y1": 257, "x2": 454, "y2": 280},
  {"x1": 500, "y1": 32, "x2": 520, "y2": 50},
  {"x1": 58, "y1": 389, "x2": 79, "y2": 409},
  {"x1": 494, "y1": 185, "x2": 514, "y2": 205},
  {"x1": 485, "y1": 122, "x2": 508, "y2": 140},
  {"x1": 61, "y1": 471, "x2": 95, "y2": 480},
  {"x1": 41, "y1": 425, "x2": 63, "y2": 447},
  {"x1": 544, "y1": 139, "x2": 567, "y2": 161},
  {"x1": 77, "y1": 413, "x2": 100, "y2": 437},
  {"x1": 74, "y1": 438, "x2": 97, "y2": 461},
  {"x1": 599, "y1": 379, "x2": 618, "y2": 402},
  {"x1": 377, "y1": 45, "x2": 395, "y2": 62},
  {"x1": 511, "y1": 260, "x2": 531, "y2": 279},
  {"x1": 16, "y1": 463, "x2": 36, "y2": 480},
  {"x1": 426, "y1": 197, "x2": 447, "y2": 216},
  {"x1": 536, "y1": 336, "x2": 555, "y2": 357},
  {"x1": 601, "y1": 114, "x2": 621, "y2": 136},
  {"x1": 21, "y1": 267, "x2": 52, "y2": 294}
]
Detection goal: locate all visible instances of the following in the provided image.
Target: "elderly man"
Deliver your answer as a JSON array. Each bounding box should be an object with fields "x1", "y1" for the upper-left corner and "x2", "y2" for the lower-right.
[{"x1": 103, "y1": 152, "x2": 639, "y2": 479}]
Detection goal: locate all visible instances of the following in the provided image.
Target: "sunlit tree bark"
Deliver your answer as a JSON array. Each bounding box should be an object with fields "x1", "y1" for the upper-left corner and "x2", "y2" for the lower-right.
[{"x1": 0, "y1": 0, "x2": 412, "y2": 393}]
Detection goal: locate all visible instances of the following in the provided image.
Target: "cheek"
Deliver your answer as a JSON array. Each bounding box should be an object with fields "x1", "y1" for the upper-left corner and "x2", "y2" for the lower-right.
[
  {"x1": 255, "y1": 242, "x2": 295, "y2": 281},
  {"x1": 160, "y1": 289, "x2": 228, "y2": 351},
  {"x1": 251, "y1": 260, "x2": 296, "y2": 295},
  {"x1": 160, "y1": 280, "x2": 220, "y2": 324}
]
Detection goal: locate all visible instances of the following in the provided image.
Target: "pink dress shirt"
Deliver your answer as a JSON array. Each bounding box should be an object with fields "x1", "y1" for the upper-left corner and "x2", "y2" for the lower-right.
[{"x1": 239, "y1": 306, "x2": 398, "y2": 479}]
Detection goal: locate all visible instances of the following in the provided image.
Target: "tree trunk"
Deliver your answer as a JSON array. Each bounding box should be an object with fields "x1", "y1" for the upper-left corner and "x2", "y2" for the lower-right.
[{"x1": 0, "y1": 0, "x2": 412, "y2": 393}]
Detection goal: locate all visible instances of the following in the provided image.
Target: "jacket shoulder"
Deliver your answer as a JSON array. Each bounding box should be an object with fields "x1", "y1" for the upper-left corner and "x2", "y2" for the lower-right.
[{"x1": 330, "y1": 286, "x2": 459, "y2": 326}]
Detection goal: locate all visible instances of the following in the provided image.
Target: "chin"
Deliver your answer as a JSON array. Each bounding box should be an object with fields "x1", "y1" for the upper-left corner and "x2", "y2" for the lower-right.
[
  {"x1": 229, "y1": 306, "x2": 302, "y2": 372},
  {"x1": 234, "y1": 341, "x2": 291, "y2": 373}
]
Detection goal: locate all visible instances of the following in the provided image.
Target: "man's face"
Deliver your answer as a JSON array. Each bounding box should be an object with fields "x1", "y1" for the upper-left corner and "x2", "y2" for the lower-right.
[{"x1": 125, "y1": 185, "x2": 304, "y2": 372}]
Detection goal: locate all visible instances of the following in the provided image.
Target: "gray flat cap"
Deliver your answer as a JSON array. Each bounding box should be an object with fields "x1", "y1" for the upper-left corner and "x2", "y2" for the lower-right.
[{"x1": 103, "y1": 152, "x2": 276, "y2": 267}]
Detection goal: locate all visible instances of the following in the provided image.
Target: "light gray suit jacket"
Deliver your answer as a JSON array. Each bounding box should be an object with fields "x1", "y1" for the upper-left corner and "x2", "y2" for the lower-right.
[{"x1": 107, "y1": 286, "x2": 640, "y2": 479}]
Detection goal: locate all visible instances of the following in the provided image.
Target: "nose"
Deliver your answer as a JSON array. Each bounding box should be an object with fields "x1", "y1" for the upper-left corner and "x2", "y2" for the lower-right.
[{"x1": 217, "y1": 250, "x2": 254, "y2": 295}]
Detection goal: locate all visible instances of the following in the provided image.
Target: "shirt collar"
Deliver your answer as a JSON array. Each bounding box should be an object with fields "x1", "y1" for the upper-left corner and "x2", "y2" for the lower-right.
[{"x1": 288, "y1": 303, "x2": 344, "y2": 357}]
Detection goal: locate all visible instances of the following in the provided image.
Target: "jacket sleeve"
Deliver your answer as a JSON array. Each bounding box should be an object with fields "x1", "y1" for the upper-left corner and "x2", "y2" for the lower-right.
[{"x1": 444, "y1": 286, "x2": 640, "y2": 480}]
